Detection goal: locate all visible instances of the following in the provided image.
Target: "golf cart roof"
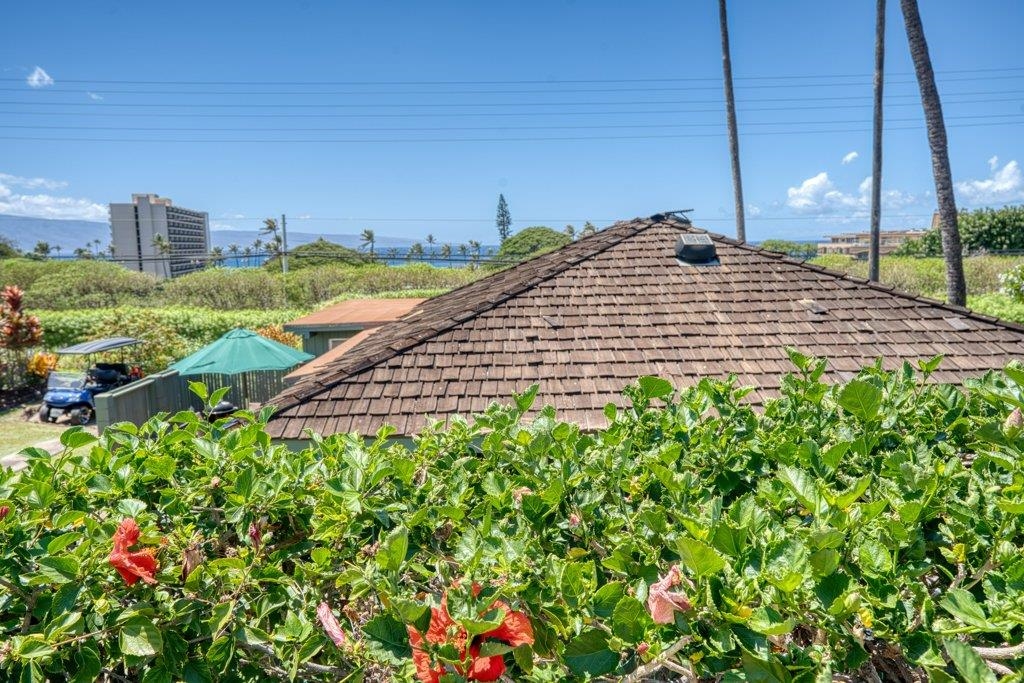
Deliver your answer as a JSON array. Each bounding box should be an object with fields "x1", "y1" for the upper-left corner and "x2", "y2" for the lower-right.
[{"x1": 57, "y1": 337, "x2": 143, "y2": 355}]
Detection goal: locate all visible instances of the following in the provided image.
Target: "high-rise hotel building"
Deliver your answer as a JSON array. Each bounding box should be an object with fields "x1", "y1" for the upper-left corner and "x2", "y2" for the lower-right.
[{"x1": 109, "y1": 194, "x2": 210, "y2": 278}]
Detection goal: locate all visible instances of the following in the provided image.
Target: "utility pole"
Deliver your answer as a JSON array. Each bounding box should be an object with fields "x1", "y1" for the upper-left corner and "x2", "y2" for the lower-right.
[
  {"x1": 719, "y1": 0, "x2": 746, "y2": 243},
  {"x1": 280, "y1": 213, "x2": 289, "y2": 275},
  {"x1": 868, "y1": 0, "x2": 885, "y2": 282}
]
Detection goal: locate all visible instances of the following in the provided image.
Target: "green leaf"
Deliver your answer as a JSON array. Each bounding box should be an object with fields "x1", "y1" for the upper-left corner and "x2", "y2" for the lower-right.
[
  {"x1": 834, "y1": 475, "x2": 872, "y2": 509},
  {"x1": 60, "y1": 427, "x2": 97, "y2": 450},
  {"x1": 376, "y1": 526, "x2": 409, "y2": 573},
  {"x1": 205, "y1": 636, "x2": 235, "y2": 674},
  {"x1": 940, "y1": 589, "x2": 996, "y2": 630},
  {"x1": 35, "y1": 556, "x2": 79, "y2": 584},
  {"x1": 837, "y1": 379, "x2": 882, "y2": 422},
  {"x1": 119, "y1": 616, "x2": 163, "y2": 657},
  {"x1": 742, "y1": 649, "x2": 793, "y2": 683},
  {"x1": 747, "y1": 607, "x2": 796, "y2": 636},
  {"x1": 943, "y1": 640, "x2": 997, "y2": 683},
  {"x1": 611, "y1": 596, "x2": 653, "y2": 644},
  {"x1": 637, "y1": 376, "x2": 674, "y2": 400},
  {"x1": 778, "y1": 466, "x2": 827, "y2": 515},
  {"x1": 676, "y1": 537, "x2": 726, "y2": 578},
  {"x1": 593, "y1": 582, "x2": 626, "y2": 619},
  {"x1": 70, "y1": 644, "x2": 102, "y2": 683},
  {"x1": 182, "y1": 660, "x2": 213, "y2": 683},
  {"x1": 563, "y1": 629, "x2": 619, "y2": 677},
  {"x1": 363, "y1": 614, "x2": 411, "y2": 663}
]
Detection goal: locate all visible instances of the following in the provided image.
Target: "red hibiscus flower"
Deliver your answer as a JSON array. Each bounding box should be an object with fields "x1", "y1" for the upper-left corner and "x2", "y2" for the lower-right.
[
  {"x1": 407, "y1": 585, "x2": 534, "y2": 683},
  {"x1": 108, "y1": 518, "x2": 159, "y2": 586}
]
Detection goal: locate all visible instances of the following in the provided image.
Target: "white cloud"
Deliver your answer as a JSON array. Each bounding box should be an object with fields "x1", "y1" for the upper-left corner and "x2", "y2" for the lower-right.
[
  {"x1": 746, "y1": 203, "x2": 762, "y2": 217},
  {"x1": 955, "y1": 156, "x2": 1024, "y2": 205},
  {"x1": 210, "y1": 221, "x2": 236, "y2": 230},
  {"x1": 786, "y1": 171, "x2": 916, "y2": 218},
  {"x1": 0, "y1": 172, "x2": 68, "y2": 191},
  {"x1": 87, "y1": 91, "x2": 103, "y2": 101},
  {"x1": 26, "y1": 66, "x2": 53, "y2": 88},
  {"x1": 842, "y1": 151, "x2": 859, "y2": 165},
  {"x1": 0, "y1": 172, "x2": 105, "y2": 220}
]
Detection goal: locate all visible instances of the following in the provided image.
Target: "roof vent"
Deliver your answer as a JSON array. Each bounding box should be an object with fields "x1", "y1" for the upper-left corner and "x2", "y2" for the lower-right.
[{"x1": 675, "y1": 234, "x2": 718, "y2": 265}]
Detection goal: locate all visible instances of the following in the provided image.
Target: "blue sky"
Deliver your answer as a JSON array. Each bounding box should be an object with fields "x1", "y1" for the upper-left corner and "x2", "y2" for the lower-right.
[{"x1": 0, "y1": 0, "x2": 1022, "y2": 243}]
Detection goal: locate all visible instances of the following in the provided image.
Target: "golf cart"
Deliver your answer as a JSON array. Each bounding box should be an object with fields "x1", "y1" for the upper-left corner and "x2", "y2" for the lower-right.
[{"x1": 39, "y1": 337, "x2": 144, "y2": 425}]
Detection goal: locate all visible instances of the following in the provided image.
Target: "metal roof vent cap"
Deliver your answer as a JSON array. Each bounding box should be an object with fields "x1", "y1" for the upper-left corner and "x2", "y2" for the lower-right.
[{"x1": 675, "y1": 234, "x2": 718, "y2": 265}]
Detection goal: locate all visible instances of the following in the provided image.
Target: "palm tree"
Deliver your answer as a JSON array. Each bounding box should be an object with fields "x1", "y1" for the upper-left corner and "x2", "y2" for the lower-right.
[
  {"x1": 261, "y1": 218, "x2": 282, "y2": 256},
  {"x1": 252, "y1": 238, "x2": 263, "y2": 266},
  {"x1": 243, "y1": 246, "x2": 253, "y2": 267},
  {"x1": 899, "y1": 0, "x2": 966, "y2": 305},
  {"x1": 457, "y1": 244, "x2": 469, "y2": 260},
  {"x1": 107, "y1": 243, "x2": 117, "y2": 261},
  {"x1": 440, "y1": 243, "x2": 452, "y2": 263},
  {"x1": 468, "y1": 240, "x2": 482, "y2": 268},
  {"x1": 386, "y1": 247, "x2": 399, "y2": 262},
  {"x1": 580, "y1": 222, "x2": 597, "y2": 238},
  {"x1": 425, "y1": 233, "x2": 436, "y2": 257},
  {"x1": 360, "y1": 229, "x2": 376, "y2": 259},
  {"x1": 33, "y1": 241, "x2": 51, "y2": 259},
  {"x1": 719, "y1": 0, "x2": 746, "y2": 243},
  {"x1": 407, "y1": 242, "x2": 424, "y2": 261},
  {"x1": 868, "y1": 0, "x2": 886, "y2": 282},
  {"x1": 152, "y1": 234, "x2": 172, "y2": 278},
  {"x1": 54, "y1": 245, "x2": 62, "y2": 260},
  {"x1": 228, "y1": 243, "x2": 240, "y2": 267},
  {"x1": 73, "y1": 247, "x2": 91, "y2": 260},
  {"x1": 209, "y1": 246, "x2": 224, "y2": 267}
]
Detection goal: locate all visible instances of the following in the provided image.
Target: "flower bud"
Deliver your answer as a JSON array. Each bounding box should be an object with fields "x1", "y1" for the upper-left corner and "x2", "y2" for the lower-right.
[
  {"x1": 568, "y1": 513, "x2": 581, "y2": 528},
  {"x1": 0, "y1": 505, "x2": 9, "y2": 521},
  {"x1": 210, "y1": 476, "x2": 221, "y2": 488},
  {"x1": 637, "y1": 642, "x2": 650, "y2": 656},
  {"x1": 248, "y1": 522, "x2": 262, "y2": 549},
  {"x1": 1006, "y1": 407, "x2": 1023, "y2": 431}
]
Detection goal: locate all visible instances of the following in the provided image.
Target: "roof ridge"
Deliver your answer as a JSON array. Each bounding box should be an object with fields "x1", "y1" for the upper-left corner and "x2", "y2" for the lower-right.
[{"x1": 270, "y1": 216, "x2": 661, "y2": 414}]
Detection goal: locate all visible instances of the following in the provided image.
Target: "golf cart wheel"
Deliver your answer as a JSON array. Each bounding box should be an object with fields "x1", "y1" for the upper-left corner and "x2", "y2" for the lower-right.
[
  {"x1": 38, "y1": 405, "x2": 49, "y2": 423},
  {"x1": 69, "y1": 407, "x2": 93, "y2": 426}
]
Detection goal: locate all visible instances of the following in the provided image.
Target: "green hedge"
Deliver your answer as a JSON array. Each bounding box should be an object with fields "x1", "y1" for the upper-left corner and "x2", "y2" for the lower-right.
[{"x1": 3, "y1": 358, "x2": 1024, "y2": 680}]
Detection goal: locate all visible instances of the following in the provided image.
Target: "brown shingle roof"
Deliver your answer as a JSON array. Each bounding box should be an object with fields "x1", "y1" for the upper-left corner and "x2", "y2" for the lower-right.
[
  {"x1": 283, "y1": 298, "x2": 425, "y2": 331},
  {"x1": 266, "y1": 214, "x2": 1024, "y2": 439},
  {"x1": 284, "y1": 328, "x2": 378, "y2": 382}
]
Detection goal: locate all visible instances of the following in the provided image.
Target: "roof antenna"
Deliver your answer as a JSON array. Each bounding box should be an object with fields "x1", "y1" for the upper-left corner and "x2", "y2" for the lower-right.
[{"x1": 665, "y1": 209, "x2": 693, "y2": 224}]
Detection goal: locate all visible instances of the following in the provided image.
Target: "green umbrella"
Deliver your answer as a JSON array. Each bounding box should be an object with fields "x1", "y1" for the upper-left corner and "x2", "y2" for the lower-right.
[{"x1": 170, "y1": 328, "x2": 313, "y2": 376}]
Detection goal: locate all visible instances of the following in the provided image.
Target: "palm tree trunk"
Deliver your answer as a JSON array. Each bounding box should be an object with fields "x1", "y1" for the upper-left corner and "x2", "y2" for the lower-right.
[
  {"x1": 868, "y1": 0, "x2": 885, "y2": 282},
  {"x1": 718, "y1": 0, "x2": 746, "y2": 243},
  {"x1": 899, "y1": 0, "x2": 966, "y2": 305}
]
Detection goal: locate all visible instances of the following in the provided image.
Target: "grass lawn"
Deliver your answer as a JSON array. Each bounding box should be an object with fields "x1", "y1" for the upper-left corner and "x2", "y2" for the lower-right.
[{"x1": 0, "y1": 405, "x2": 73, "y2": 455}]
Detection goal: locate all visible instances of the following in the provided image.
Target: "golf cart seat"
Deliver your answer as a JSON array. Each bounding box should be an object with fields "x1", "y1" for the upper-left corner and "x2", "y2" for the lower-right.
[{"x1": 90, "y1": 362, "x2": 129, "y2": 385}]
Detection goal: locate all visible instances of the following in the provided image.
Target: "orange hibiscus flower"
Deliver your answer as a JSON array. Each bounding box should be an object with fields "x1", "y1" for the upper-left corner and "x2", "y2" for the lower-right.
[
  {"x1": 108, "y1": 518, "x2": 159, "y2": 586},
  {"x1": 407, "y1": 585, "x2": 534, "y2": 683}
]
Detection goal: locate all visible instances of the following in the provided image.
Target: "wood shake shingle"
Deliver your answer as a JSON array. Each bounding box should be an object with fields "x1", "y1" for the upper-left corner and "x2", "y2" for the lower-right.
[{"x1": 266, "y1": 214, "x2": 1024, "y2": 439}]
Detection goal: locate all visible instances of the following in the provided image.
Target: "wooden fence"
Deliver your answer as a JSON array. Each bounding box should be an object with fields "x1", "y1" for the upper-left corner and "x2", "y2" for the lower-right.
[{"x1": 94, "y1": 368, "x2": 291, "y2": 432}]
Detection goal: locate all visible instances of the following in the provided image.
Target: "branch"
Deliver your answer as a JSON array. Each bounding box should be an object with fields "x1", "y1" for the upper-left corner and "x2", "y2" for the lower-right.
[
  {"x1": 974, "y1": 641, "x2": 1024, "y2": 660},
  {"x1": 985, "y1": 660, "x2": 1013, "y2": 677},
  {"x1": 235, "y1": 640, "x2": 352, "y2": 678},
  {"x1": 620, "y1": 637, "x2": 693, "y2": 683}
]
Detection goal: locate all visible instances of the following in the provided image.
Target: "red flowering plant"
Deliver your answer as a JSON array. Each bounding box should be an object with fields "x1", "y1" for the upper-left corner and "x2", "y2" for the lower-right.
[{"x1": 405, "y1": 582, "x2": 534, "y2": 682}]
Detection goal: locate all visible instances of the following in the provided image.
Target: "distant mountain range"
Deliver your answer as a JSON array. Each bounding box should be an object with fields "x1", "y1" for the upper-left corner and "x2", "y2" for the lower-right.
[{"x1": 0, "y1": 214, "x2": 416, "y2": 253}]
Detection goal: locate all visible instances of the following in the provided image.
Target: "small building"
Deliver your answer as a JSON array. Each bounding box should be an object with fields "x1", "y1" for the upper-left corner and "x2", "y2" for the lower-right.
[
  {"x1": 283, "y1": 298, "x2": 425, "y2": 358},
  {"x1": 817, "y1": 229, "x2": 925, "y2": 259},
  {"x1": 265, "y1": 213, "x2": 1024, "y2": 441},
  {"x1": 109, "y1": 194, "x2": 210, "y2": 278}
]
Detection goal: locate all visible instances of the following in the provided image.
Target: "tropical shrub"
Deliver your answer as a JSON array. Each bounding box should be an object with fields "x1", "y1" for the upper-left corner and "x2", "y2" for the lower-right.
[
  {"x1": 19, "y1": 261, "x2": 159, "y2": 310},
  {"x1": 759, "y1": 239, "x2": 818, "y2": 259},
  {"x1": 808, "y1": 255, "x2": 1024, "y2": 298},
  {"x1": 897, "y1": 205, "x2": 1024, "y2": 256},
  {"x1": 4, "y1": 358, "x2": 1024, "y2": 680},
  {"x1": 255, "y1": 324, "x2": 302, "y2": 349},
  {"x1": 0, "y1": 285, "x2": 43, "y2": 389},
  {"x1": 263, "y1": 239, "x2": 371, "y2": 271},
  {"x1": 495, "y1": 226, "x2": 572, "y2": 263}
]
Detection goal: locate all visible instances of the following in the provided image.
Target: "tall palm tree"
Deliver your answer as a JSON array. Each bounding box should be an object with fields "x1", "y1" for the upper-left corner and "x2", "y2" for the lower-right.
[
  {"x1": 899, "y1": 0, "x2": 965, "y2": 305},
  {"x1": 107, "y1": 243, "x2": 117, "y2": 261},
  {"x1": 54, "y1": 245, "x2": 62, "y2": 260},
  {"x1": 719, "y1": 0, "x2": 746, "y2": 243},
  {"x1": 425, "y1": 233, "x2": 436, "y2": 257},
  {"x1": 228, "y1": 243, "x2": 240, "y2": 266},
  {"x1": 440, "y1": 243, "x2": 452, "y2": 262},
  {"x1": 243, "y1": 246, "x2": 253, "y2": 267},
  {"x1": 360, "y1": 229, "x2": 376, "y2": 258},
  {"x1": 457, "y1": 244, "x2": 469, "y2": 261},
  {"x1": 868, "y1": 0, "x2": 886, "y2": 282},
  {"x1": 152, "y1": 234, "x2": 172, "y2": 278},
  {"x1": 210, "y1": 246, "x2": 224, "y2": 267}
]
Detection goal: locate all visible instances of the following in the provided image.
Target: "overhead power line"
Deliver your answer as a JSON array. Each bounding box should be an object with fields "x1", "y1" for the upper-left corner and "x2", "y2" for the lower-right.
[
  {"x1": 5, "y1": 118, "x2": 1018, "y2": 144},
  {"x1": 3, "y1": 113, "x2": 1019, "y2": 133},
  {"x1": 6, "y1": 73, "x2": 1024, "y2": 96},
  {"x1": 0, "y1": 64, "x2": 1021, "y2": 86},
  {"x1": 3, "y1": 89, "x2": 1022, "y2": 109}
]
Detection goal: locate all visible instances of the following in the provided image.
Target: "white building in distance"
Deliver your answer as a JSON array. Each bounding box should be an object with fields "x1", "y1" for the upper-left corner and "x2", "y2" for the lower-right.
[{"x1": 109, "y1": 194, "x2": 210, "y2": 278}]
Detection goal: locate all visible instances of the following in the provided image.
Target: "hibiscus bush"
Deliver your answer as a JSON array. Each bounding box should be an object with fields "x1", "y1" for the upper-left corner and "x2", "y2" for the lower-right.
[{"x1": 3, "y1": 355, "x2": 1024, "y2": 681}]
